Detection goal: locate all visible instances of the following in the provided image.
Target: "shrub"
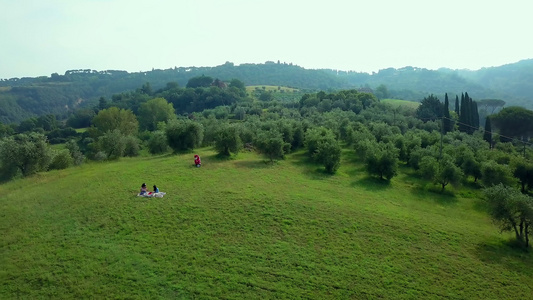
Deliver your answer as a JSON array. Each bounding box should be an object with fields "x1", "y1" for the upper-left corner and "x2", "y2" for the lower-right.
[
  {"x1": 147, "y1": 131, "x2": 170, "y2": 154},
  {"x1": 214, "y1": 124, "x2": 242, "y2": 156},
  {"x1": 49, "y1": 149, "x2": 73, "y2": 170},
  {"x1": 165, "y1": 119, "x2": 204, "y2": 152},
  {"x1": 123, "y1": 135, "x2": 140, "y2": 157}
]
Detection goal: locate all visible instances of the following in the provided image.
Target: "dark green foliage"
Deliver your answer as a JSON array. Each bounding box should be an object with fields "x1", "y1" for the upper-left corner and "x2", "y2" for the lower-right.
[
  {"x1": 0, "y1": 133, "x2": 52, "y2": 179},
  {"x1": 98, "y1": 129, "x2": 126, "y2": 160},
  {"x1": 98, "y1": 97, "x2": 108, "y2": 111},
  {"x1": 491, "y1": 106, "x2": 533, "y2": 142},
  {"x1": 483, "y1": 117, "x2": 492, "y2": 148},
  {"x1": 419, "y1": 154, "x2": 463, "y2": 191},
  {"x1": 481, "y1": 160, "x2": 514, "y2": 187},
  {"x1": 258, "y1": 90, "x2": 273, "y2": 101},
  {"x1": 484, "y1": 184, "x2": 533, "y2": 247},
  {"x1": 214, "y1": 124, "x2": 242, "y2": 156},
  {"x1": 313, "y1": 139, "x2": 342, "y2": 174},
  {"x1": 92, "y1": 107, "x2": 139, "y2": 136},
  {"x1": 49, "y1": 149, "x2": 73, "y2": 170},
  {"x1": 408, "y1": 146, "x2": 436, "y2": 170},
  {"x1": 123, "y1": 135, "x2": 140, "y2": 157},
  {"x1": 458, "y1": 93, "x2": 480, "y2": 134},
  {"x1": 460, "y1": 153, "x2": 482, "y2": 183},
  {"x1": 254, "y1": 131, "x2": 288, "y2": 162},
  {"x1": 65, "y1": 140, "x2": 85, "y2": 165},
  {"x1": 186, "y1": 75, "x2": 214, "y2": 88},
  {"x1": 454, "y1": 95, "x2": 460, "y2": 115},
  {"x1": 36, "y1": 114, "x2": 59, "y2": 131},
  {"x1": 299, "y1": 90, "x2": 377, "y2": 114},
  {"x1": 304, "y1": 127, "x2": 342, "y2": 173},
  {"x1": 305, "y1": 127, "x2": 335, "y2": 158},
  {"x1": 147, "y1": 131, "x2": 170, "y2": 155},
  {"x1": 165, "y1": 119, "x2": 204, "y2": 152},
  {"x1": 228, "y1": 78, "x2": 245, "y2": 91},
  {"x1": 66, "y1": 109, "x2": 96, "y2": 129},
  {"x1": 140, "y1": 82, "x2": 153, "y2": 95},
  {"x1": 47, "y1": 127, "x2": 78, "y2": 144},
  {"x1": 365, "y1": 142, "x2": 399, "y2": 180},
  {"x1": 137, "y1": 97, "x2": 176, "y2": 131},
  {"x1": 511, "y1": 159, "x2": 533, "y2": 193},
  {"x1": 0, "y1": 122, "x2": 15, "y2": 138},
  {"x1": 443, "y1": 93, "x2": 452, "y2": 134},
  {"x1": 374, "y1": 84, "x2": 390, "y2": 99},
  {"x1": 416, "y1": 94, "x2": 442, "y2": 122}
]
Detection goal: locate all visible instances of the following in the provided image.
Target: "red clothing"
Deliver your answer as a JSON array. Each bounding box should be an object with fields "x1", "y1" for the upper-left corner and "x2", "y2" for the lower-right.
[{"x1": 194, "y1": 155, "x2": 201, "y2": 165}]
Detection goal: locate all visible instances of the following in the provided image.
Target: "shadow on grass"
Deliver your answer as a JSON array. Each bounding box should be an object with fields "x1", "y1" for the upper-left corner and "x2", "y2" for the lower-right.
[
  {"x1": 203, "y1": 153, "x2": 235, "y2": 163},
  {"x1": 233, "y1": 159, "x2": 276, "y2": 169},
  {"x1": 352, "y1": 176, "x2": 392, "y2": 191},
  {"x1": 139, "y1": 153, "x2": 176, "y2": 161},
  {"x1": 287, "y1": 151, "x2": 336, "y2": 180},
  {"x1": 474, "y1": 239, "x2": 533, "y2": 275},
  {"x1": 289, "y1": 151, "x2": 311, "y2": 166},
  {"x1": 409, "y1": 184, "x2": 459, "y2": 205}
]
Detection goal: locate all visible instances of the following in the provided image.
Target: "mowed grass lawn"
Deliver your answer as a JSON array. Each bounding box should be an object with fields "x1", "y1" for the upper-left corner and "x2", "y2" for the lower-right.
[{"x1": 1, "y1": 149, "x2": 532, "y2": 298}]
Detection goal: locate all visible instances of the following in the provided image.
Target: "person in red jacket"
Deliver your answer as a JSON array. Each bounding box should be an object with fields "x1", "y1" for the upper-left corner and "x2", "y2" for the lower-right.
[{"x1": 194, "y1": 155, "x2": 201, "y2": 167}]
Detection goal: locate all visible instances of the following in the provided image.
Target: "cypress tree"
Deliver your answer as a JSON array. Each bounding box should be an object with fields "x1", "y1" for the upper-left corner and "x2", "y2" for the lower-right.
[
  {"x1": 483, "y1": 117, "x2": 492, "y2": 148},
  {"x1": 455, "y1": 95, "x2": 460, "y2": 115},
  {"x1": 443, "y1": 93, "x2": 452, "y2": 133},
  {"x1": 472, "y1": 100, "x2": 479, "y2": 130},
  {"x1": 464, "y1": 92, "x2": 473, "y2": 134},
  {"x1": 459, "y1": 93, "x2": 467, "y2": 132}
]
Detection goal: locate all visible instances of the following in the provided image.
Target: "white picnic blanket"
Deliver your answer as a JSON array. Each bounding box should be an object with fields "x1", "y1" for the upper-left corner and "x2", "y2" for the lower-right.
[{"x1": 137, "y1": 192, "x2": 166, "y2": 198}]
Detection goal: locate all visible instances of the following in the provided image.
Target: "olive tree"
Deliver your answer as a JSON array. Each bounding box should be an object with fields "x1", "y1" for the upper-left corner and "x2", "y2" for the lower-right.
[
  {"x1": 0, "y1": 133, "x2": 52, "y2": 180},
  {"x1": 165, "y1": 119, "x2": 204, "y2": 152},
  {"x1": 419, "y1": 154, "x2": 463, "y2": 191},
  {"x1": 214, "y1": 123, "x2": 242, "y2": 156},
  {"x1": 484, "y1": 184, "x2": 533, "y2": 247}
]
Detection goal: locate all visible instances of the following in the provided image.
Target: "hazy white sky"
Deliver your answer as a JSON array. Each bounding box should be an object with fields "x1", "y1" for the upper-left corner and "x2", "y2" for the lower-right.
[{"x1": 1, "y1": 0, "x2": 532, "y2": 78}]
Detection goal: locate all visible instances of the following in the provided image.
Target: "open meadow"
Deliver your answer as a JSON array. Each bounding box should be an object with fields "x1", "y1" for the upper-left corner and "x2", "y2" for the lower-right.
[
  {"x1": 1, "y1": 149, "x2": 532, "y2": 298},
  {"x1": 381, "y1": 99, "x2": 420, "y2": 109}
]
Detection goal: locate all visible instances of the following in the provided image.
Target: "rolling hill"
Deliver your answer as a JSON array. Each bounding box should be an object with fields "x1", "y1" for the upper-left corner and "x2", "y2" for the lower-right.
[{"x1": 1, "y1": 149, "x2": 531, "y2": 298}]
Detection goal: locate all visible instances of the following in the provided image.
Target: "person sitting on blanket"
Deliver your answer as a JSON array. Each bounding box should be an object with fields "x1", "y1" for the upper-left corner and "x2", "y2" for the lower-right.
[
  {"x1": 194, "y1": 154, "x2": 201, "y2": 167},
  {"x1": 153, "y1": 185, "x2": 159, "y2": 193},
  {"x1": 140, "y1": 183, "x2": 148, "y2": 195}
]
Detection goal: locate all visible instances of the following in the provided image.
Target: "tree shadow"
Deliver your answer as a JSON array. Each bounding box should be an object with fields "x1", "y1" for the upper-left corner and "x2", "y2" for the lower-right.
[
  {"x1": 473, "y1": 239, "x2": 533, "y2": 275},
  {"x1": 233, "y1": 159, "x2": 276, "y2": 169},
  {"x1": 409, "y1": 184, "x2": 459, "y2": 205},
  {"x1": 289, "y1": 151, "x2": 311, "y2": 167},
  {"x1": 352, "y1": 176, "x2": 392, "y2": 191},
  {"x1": 138, "y1": 153, "x2": 175, "y2": 161},
  {"x1": 203, "y1": 153, "x2": 235, "y2": 164}
]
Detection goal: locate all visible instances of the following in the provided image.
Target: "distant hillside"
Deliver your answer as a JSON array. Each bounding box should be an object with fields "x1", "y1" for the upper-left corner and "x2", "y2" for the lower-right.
[
  {"x1": 1, "y1": 59, "x2": 532, "y2": 123},
  {"x1": 0, "y1": 62, "x2": 344, "y2": 123}
]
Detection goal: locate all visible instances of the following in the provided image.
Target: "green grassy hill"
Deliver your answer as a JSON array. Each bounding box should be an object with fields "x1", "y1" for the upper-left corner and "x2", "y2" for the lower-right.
[
  {"x1": 381, "y1": 98, "x2": 420, "y2": 109},
  {"x1": 1, "y1": 149, "x2": 532, "y2": 298}
]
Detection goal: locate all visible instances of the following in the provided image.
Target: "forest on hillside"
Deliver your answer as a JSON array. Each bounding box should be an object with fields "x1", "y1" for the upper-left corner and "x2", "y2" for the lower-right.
[{"x1": 0, "y1": 59, "x2": 532, "y2": 124}]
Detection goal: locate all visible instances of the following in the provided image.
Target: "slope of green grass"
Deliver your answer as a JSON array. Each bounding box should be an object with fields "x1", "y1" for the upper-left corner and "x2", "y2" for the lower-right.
[
  {"x1": 381, "y1": 98, "x2": 420, "y2": 109},
  {"x1": 1, "y1": 149, "x2": 531, "y2": 298}
]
